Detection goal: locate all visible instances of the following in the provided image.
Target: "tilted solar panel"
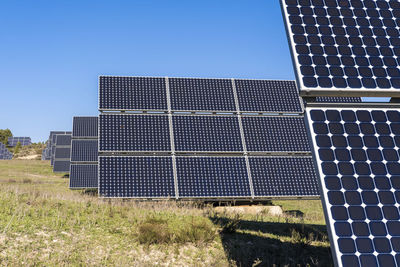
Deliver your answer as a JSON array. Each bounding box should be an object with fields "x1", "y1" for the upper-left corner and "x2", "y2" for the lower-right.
[
  {"x1": 72, "y1": 117, "x2": 98, "y2": 138},
  {"x1": 53, "y1": 161, "x2": 71, "y2": 173},
  {"x1": 99, "y1": 157, "x2": 175, "y2": 198},
  {"x1": 54, "y1": 147, "x2": 71, "y2": 159},
  {"x1": 250, "y1": 156, "x2": 319, "y2": 197},
  {"x1": 235, "y1": 79, "x2": 303, "y2": 113},
  {"x1": 176, "y1": 157, "x2": 251, "y2": 198},
  {"x1": 69, "y1": 164, "x2": 98, "y2": 189},
  {"x1": 306, "y1": 107, "x2": 400, "y2": 267},
  {"x1": 70, "y1": 140, "x2": 98, "y2": 162},
  {"x1": 169, "y1": 78, "x2": 236, "y2": 112},
  {"x1": 99, "y1": 114, "x2": 171, "y2": 152},
  {"x1": 7, "y1": 137, "x2": 31, "y2": 147},
  {"x1": 173, "y1": 115, "x2": 243, "y2": 152},
  {"x1": 242, "y1": 116, "x2": 310, "y2": 152},
  {"x1": 99, "y1": 76, "x2": 167, "y2": 111},
  {"x1": 55, "y1": 134, "x2": 72, "y2": 146},
  {"x1": 281, "y1": 0, "x2": 400, "y2": 96}
]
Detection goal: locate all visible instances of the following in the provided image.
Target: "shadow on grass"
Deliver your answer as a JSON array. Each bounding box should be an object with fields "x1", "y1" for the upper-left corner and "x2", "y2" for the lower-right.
[{"x1": 211, "y1": 217, "x2": 333, "y2": 267}]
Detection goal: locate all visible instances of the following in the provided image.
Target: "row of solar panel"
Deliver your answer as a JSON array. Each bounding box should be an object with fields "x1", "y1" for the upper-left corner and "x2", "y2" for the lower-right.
[
  {"x1": 98, "y1": 156, "x2": 319, "y2": 198},
  {"x1": 52, "y1": 134, "x2": 72, "y2": 173},
  {"x1": 7, "y1": 137, "x2": 31, "y2": 147},
  {"x1": 99, "y1": 114, "x2": 310, "y2": 153},
  {"x1": 99, "y1": 76, "x2": 361, "y2": 112}
]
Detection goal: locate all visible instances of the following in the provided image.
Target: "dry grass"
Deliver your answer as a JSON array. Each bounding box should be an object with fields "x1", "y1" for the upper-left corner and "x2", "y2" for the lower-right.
[{"x1": 0, "y1": 160, "x2": 332, "y2": 266}]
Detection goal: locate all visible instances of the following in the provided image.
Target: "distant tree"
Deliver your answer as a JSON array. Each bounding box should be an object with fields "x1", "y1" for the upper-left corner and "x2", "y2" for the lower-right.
[
  {"x1": 0, "y1": 129, "x2": 12, "y2": 146},
  {"x1": 14, "y1": 141, "x2": 22, "y2": 154}
]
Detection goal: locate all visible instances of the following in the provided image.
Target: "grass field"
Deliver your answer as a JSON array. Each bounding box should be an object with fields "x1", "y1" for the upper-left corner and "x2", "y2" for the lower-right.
[{"x1": 0, "y1": 160, "x2": 333, "y2": 266}]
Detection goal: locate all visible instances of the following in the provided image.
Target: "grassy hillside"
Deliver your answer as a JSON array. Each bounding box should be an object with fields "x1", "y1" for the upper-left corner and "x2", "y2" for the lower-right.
[{"x1": 0, "y1": 160, "x2": 332, "y2": 266}]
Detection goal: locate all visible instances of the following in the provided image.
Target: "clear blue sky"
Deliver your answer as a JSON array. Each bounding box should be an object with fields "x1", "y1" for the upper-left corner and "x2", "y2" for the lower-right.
[{"x1": 0, "y1": 1, "x2": 382, "y2": 142}]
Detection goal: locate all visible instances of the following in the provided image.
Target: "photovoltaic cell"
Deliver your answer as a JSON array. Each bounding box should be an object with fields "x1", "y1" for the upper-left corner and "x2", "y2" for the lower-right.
[
  {"x1": 250, "y1": 157, "x2": 319, "y2": 197},
  {"x1": 307, "y1": 107, "x2": 400, "y2": 267},
  {"x1": 173, "y1": 116, "x2": 243, "y2": 152},
  {"x1": 242, "y1": 116, "x2": 310, "y2": 152},
  {"x1": 72, "y1": 117, "x2": 98, "y2": 138},
  {"x1": 70, "y1": 164, "x2": 98, "y2": 189},
  {"x1": 281, "y1": 0, "x2": 400, "y2": 96},
  {"x1": 169, "y1": 78, "x2": 236, "y2": 111},
  {"x1": 99, "y1": 114, "x2": 171, "y2": 152},
  {"x1": 99, "y1": 76, "x2": 167, "y2": 110},
  {"x1": 55, "y1": 134, "x2": 72, "y2": 146},
  {"x1": 7, "y1": 137, "x2": 31, "y2": 147},
  {"x1": 99, "y1": 157, "x2": 175, "y2": 198},
  {"x1": 176, "y1": 157, "x2": 251, "y2": 198},
  {"x1": 70, "y1": 140, "x2": 98, "y2": 162},
  {"x1": 235, "y1": 79, "x2": 303, "y2": 113}
]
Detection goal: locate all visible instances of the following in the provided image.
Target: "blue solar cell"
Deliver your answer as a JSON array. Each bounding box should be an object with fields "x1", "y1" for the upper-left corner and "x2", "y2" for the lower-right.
[
  {"x1": 176, "y1": 157, "x2": 250, "y2": 198},
  {"x1": 69, "y1": 164, "x2": 98, "y2": 189},
  {"x1": 250, "y1": 157, "x2": 319, "y2": 197},
  {"x1": 99, "y1": 76, "x2": 167, "y2": 110},
  {"x1": 99, "y1": 157, "x2": 175, "y2": 198},
  {"x1": 169, "y1": 78, "x2": 236, "y2": 111},
  {"x1": 281, "y1": 0, "x2": 400, "y2": 96},
  {"x1": 307, "y1": 107, "x2": 400, "y2": 267},
  {"x1": 55, "y1": 134, "x2": 72, "y2": 146},
  {"x1": 99, "y1": 114, "x2": 171, "y2": 152},
  {"x1": 235, "y1": 79, "x2": 303, "y2": 113},
  {"x1": 173, "y1": 116, "x2": 243, "y2": 152},
  {"x1": 72, "y1": 117, "x2": 98, "y2": 138},
  {"x1": 242, "y1": 116, "x2": 310, "y2": 152},
  {"x1": 315, "y1": 97, "x2": 362, "y2": 103},
  {"x1": 70, "y1": 140, "x2": 98, "y2": 162}
]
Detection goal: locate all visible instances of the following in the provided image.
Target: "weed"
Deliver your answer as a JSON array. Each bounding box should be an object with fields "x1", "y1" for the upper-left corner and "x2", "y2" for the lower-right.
[{"x1": 22, "y1": 178, "x2": 32, "y2": 184}]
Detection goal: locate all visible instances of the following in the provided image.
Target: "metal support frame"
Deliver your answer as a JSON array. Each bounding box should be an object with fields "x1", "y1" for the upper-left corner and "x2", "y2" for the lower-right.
[
  {"x1": 166, "y1": 77, "x2": 179, "y2": 199},
  {"x1": 232, "y1": 79, "x2": 255, "y2": 199}
]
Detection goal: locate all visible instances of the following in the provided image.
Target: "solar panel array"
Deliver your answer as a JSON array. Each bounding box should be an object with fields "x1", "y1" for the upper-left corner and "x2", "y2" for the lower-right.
[
  {"x1": 99, "y1": 77, "x2": 307, "y2": 113},
  {"x1": 281, "y1": 0, "x2": 400, "y2": 97},
  {"x1": 0, "y1": 142, "x2": 12, "y2": 160},
  {"x1": 281, "y1": 1, "x2": 400, "y2": 265},
  {"x1": 53, "y1": 134, "x2": 72, "y2": 173},
  {"x1": 43, "y1": 131, "x2": 71, "y2": 165},
  {"x1": 7, "y1": 137, "x2": 31, "y2": 147},
  {"x1": 98, "y1": 76, "x2": 321, "y2": 199},
  {"x1": 70, "y1": 117, "x2": 98, "y2": 189}
]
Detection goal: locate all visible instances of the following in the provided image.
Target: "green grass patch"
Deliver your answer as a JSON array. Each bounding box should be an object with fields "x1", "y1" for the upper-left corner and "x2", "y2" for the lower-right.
[{"x1": 0, "y1": 160, "x2": 332, "y2": 266}]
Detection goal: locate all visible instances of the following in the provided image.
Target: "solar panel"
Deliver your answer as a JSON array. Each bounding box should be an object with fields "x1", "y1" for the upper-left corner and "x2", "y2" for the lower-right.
[
  {"x1": 242, "y1": 116, "x2": 310, "y2": 152},
  {"x1": 99, "y1": 114, "x2": 171, "y2": 152},
  {"x1": 281, "y1": 0, "x2": 400, "y2": 96},
  {"x1": 54, "y1": 147, "x2": 71, "y2": 159},
  {"x1": 53, "y1": 161, "x2": 71, "y2": 173},
  {"x1": 306, "y1": 107, "x2": 400, "y2": 267},
  {"x1": 250, "y1": 156, "x2": 319, "y2": 197},
  {"x1": 53, "y1": 134, "x2": 72, "y2": 173},
  {"x1": 0, "y1": 142, "x2": 12, "y2": 160},
  {"x1": 69, "y1": 164, "x2": 98, "y2": 189},
  {"x1": 169, "y1": 78, "x2": 236, "y2": 112},
  {"x1": 70, "y1": 140, "x2": 98, "y2": 162},
  {"x1": 99, "y1": 76, "x2": 167, "y2": 111},
  {"x1": 72, "y1": 117, "x2": 98, "y2": 138},
  {"x1": 55, "y1": 134, "x2": 72, "y2": 146},
  {"x1": 176, "y1": 157, "x2": 251, "y2": 198},
  {"x1": 235, "y1": 79, "x2": 303, "y2": 113},
  {"x1": 173, "y1": 115, "x2": 243, "y2": 152},
  {"x1": 99, "y1": 156, "x2": 175, "y2": 198}
]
